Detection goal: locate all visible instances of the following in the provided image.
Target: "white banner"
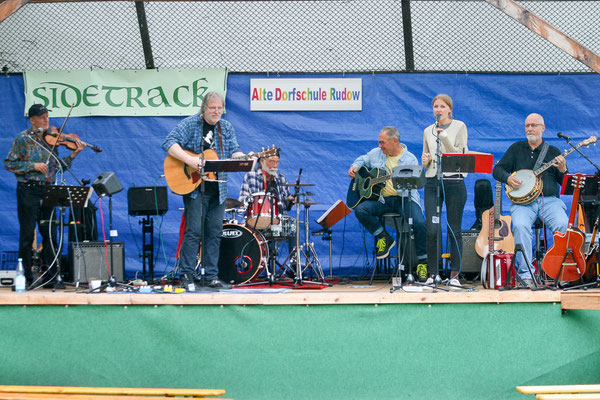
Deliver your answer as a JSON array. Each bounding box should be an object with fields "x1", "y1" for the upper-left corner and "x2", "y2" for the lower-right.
[
  {"x1": 24, "y1": 68, "x2": 228, "y2": 117},
  {"x1": 250, "y1": 78, "x2": 362, "y2": 111}
]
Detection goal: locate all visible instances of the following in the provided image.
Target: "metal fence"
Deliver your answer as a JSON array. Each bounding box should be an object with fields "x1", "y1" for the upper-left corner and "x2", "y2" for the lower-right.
[{"x1": 1, "y1": 0, "x2": 598, "y2": 74}]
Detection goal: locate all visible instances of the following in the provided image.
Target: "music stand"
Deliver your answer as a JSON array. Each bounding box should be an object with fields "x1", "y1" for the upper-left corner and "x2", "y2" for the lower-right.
[
  {"x1": 390, "y1": 165, "x2": 426, "y2": 291},
  {"x1": 441, "y1": 153, "x2": 494, "y2": 175},
  {"x1": 315, "y1": 200, "x2": 351, "y2": 277},
  {"x1": 41, "y1": 185, "x2": 93, "y2": 289},
  {"x1": 439, "y1": 153, "x2": 493, "y2": 289}
]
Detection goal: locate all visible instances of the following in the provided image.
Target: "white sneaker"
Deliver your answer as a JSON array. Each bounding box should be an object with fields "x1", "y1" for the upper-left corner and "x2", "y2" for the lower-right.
[
  {"x1": 425, "y1": 277, "x2": 434, "y2": 285},
  {"x1": 449, "y1": 278, "x2": 461, "y2": 287}
]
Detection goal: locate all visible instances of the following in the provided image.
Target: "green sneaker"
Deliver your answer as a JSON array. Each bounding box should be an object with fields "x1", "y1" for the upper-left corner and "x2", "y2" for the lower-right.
[
  {"x1": 375, "y1": 234, "x2": 395, "y2": 259},
  {"x1": 416, "y1": 263, "x2": 428, "y2": 281}
]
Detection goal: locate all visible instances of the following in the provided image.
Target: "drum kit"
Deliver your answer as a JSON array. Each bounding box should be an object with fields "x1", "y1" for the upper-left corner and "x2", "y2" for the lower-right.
[{"x1": 217, "y1": 183, "x2": 328, "y2": 287}]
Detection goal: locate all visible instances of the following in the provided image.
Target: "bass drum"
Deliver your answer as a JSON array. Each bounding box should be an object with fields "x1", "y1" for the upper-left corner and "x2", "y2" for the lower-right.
[{"x1": 218, "y1": 224, "x2": 268, "y2": 285}]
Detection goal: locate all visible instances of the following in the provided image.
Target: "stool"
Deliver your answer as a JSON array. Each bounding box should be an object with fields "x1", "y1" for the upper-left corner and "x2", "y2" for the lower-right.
[{"x1": 370, "y1": 213, "x2": 403, "y2": 285}]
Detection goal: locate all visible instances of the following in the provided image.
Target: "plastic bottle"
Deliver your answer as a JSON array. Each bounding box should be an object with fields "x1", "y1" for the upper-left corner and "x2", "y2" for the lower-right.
[{"x1": 15, "y1": 258, "x2": 26, "y2": 292}]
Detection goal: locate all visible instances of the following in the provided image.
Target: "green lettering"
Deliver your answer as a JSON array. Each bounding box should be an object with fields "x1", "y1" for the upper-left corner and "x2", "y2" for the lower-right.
[
  {"x1": 126, "y1": 87, "x2": 145, "y2": 108},
  {"x1": 192, "y1": 78, "x2": 208, "y2": 107},
  {"x1": 173, "y1": 85, "x2": 191, "y2": 107},
  {"x1": 102, "y1": 86, "x2": 125, "y2": 107},
  {"x1": 83, "y1": 85, "x2": 100, "y2": 107},
  {"x1": 147, "y1": 86, "x2": 170, "y2": 107},
  {"x1": 32, "y1": 87, "x2": 49, "y2": 107},
  {"x1": 41, "y1": 81, "x2": 81, "y2": 108}
]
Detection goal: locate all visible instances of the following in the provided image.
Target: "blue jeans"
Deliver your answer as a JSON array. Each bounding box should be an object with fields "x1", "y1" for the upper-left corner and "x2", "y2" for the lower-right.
[
  {"x1": 354, "y1": 196, "x2": 427, "y2": 260},
  {"x1": 180, "y1": 183, "x2": 226, "y2": 280},
  {"x1": 511, "y1": 196, "x2": 568, "y2": 279}
]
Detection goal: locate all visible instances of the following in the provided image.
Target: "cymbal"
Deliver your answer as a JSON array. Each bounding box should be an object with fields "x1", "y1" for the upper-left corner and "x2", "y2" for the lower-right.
[
  {"x1": 225, "y1": 197, "x2": 243, "y2": 209},
  {"x1": 284, "y1": 183, "x2": 315, "y2": 187},
  {"x1": 299, "y1": 200, "x2": 321, "y2": 207}
]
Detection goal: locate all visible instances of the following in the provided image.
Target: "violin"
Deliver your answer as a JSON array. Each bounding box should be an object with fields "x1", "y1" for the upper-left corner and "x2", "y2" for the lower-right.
[{"x1": 43, "y1": 126, "x2": 102, "y2": 153}]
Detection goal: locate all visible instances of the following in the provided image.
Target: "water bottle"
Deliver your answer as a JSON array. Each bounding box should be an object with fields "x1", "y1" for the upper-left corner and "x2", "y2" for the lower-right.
[{"x1": 15, "y1": 258, "x2": 26, "y2": 293}]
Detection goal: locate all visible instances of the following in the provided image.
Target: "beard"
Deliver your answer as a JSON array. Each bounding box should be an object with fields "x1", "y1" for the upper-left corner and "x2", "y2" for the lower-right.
[
  {"x1": 266, "y1": 167, "x2": 278, "y2": 176},
  {"x1": 526, "y1": 133, "x2": 540, "y2": 145}
]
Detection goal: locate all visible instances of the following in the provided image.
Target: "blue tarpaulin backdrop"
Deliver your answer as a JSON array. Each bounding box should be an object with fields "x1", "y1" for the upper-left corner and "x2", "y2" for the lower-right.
[{"x1": 1, "y1": 73, "x2": 598, "y2": 279}]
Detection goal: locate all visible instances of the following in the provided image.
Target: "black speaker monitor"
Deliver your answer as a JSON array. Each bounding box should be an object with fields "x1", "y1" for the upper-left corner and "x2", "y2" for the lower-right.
[
  {"x1": 127, "y1": 186, "x2": 168, "y2": 216},
  {"x1": 93, "y1": 172, "x2": 123, "y2": 197}
]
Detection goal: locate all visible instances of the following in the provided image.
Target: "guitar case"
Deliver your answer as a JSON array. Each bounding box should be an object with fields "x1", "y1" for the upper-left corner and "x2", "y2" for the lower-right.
[{"x1": 470, "y1": 179, "x2": 493, "y2": 231}]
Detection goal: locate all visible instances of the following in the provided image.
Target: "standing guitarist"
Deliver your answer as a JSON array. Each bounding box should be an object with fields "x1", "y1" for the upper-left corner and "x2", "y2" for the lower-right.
[
  {"x1": 348, "y1": 126, "x2": 427, "y2": 263},
  {"x1": 162, "y1": 92, "x2": 252, "y2": 290},
  {"x1": 492, "y1": 113, "x2": 568, "y2": 286}
]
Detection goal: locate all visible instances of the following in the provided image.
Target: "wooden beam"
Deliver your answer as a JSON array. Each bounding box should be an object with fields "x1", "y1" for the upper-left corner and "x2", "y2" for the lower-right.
[
  {"x1": 517, "y1": 384, "x2": 600, "y2": 394},
  {"x1": 0, "y1": 0, "x2": 30, "y2": 23},
  {"x1": 484, "y1": 0, "x2": 600, "y2": 74},
  {"x1": 0, "y1": 386, "x2": 226, "y2": 398}
]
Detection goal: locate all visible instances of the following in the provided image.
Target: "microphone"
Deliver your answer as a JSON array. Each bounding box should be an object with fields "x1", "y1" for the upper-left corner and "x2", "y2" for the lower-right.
[
  {"x1": 435, "y1": 114, "x2": 441, "y2": 127},
  {"x1": 557, "y1": 132, "x2": 572, "y2": 141}
]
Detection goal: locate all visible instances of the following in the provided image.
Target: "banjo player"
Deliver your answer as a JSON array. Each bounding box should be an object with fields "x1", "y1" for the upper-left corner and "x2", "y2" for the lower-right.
[{"x1": 492, "y1": 113, "x2": 568, "y2": 287}]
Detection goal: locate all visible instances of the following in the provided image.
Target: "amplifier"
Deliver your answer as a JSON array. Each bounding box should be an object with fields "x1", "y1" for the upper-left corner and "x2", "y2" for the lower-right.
[
  {"x1": 0, "y1": 270, "x2": 16, "y2": 286},
  {"x1": 127, "y1": 186, "x2": 168, "y2": 216},
  {"x1": 68, "y1": 241, "x2": 125, "y2": 283},
  {"x1": 461, "y1": 229, "x2": 484, "y2": 273}
]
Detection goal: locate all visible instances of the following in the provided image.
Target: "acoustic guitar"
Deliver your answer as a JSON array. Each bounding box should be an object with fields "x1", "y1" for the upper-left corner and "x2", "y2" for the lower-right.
[
  {"x1": 475, "y1": 180, "x2": 514, "y2": 258},
  {"x1": 346, "y1": 166, "x2": 391, "y2": 209},
  {"x1": 164, "y1": 146, "x2": 279, "y2": 195},
  {"x1": 542, "y1": 173, "x2": 587, "y2": 282}
]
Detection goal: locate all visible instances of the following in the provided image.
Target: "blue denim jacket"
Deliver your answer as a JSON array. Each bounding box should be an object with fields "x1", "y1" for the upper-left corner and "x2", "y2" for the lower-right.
[
  {"x1": 163, "y1": 114, "x2": 240, "y2": 204},
  {"x1": 351, "y1": 144, "x2": 421, "y2": 206}
]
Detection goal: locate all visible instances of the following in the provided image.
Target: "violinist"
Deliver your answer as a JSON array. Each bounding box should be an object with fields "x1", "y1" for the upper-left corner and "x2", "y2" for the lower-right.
[{"x1": 4, "y1": 104, "x2": 85, "y2": 288}]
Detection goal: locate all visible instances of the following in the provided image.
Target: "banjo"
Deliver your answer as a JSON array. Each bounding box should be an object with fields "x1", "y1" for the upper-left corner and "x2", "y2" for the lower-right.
[{"x1": 506, "y1": 136, "x2": 597, "y2": 205}]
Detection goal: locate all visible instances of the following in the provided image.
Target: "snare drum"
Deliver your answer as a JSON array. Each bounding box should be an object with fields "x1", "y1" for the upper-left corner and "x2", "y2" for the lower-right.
[
  {"x1": 218, "y1": 224, "x2": 268, "y2": 285},
  {"x1": 270, "y1": 215, "x2": 297, "y2": 239},
  {"x1": 246, "y1": 192, "x2": 280, "y2": 229}
]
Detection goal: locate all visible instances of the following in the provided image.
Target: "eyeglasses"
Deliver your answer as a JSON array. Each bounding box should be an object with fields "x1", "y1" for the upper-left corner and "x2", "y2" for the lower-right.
[
  {"x1": 378, "y1": 138, "x2": 392, "y2": 146},
  {"x1": 525, "y1": 123, "x2": 543, "y2": 128}
]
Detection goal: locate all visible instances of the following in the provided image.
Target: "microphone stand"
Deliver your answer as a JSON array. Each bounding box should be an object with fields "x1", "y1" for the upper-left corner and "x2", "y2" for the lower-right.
[
  {"x1": 429, "y1": 119, "x2": 445, "y2": 290},
  {"x1": 561, "y1": 136, "x2": 600, "y2": 174}
]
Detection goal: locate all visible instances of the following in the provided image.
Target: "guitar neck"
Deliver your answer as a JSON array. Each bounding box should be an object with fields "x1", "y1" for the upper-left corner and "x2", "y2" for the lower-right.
[
  {"x1": 533, "y1": 142, "x2": 582, "y2": 176},
  {"x1": 369, "y1": 173, "x2": 392, "y2": 186}
]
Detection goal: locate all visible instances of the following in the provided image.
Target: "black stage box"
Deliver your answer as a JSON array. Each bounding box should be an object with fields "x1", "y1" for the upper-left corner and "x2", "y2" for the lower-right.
[
  {"x1": 461, "y1": 229, "x2": 484, "y2": 273},
  {"x1": 68, "y1": 241, "x2": 125, "y2": 283},
  {"x1": 128, "y1": 186, "x2": 168, "y2": 216}
]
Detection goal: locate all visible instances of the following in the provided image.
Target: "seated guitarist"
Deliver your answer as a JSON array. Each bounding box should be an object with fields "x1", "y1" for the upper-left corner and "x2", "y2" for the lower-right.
[
  {"x1": 492, "y1": 113, "x2": 568, "y2": 286},
  {"x1": 162, "y1": 91, "x2": 252, "y2": 291},
  {"x1": 348, "y1": 126, "x2": 428, "y2": 265}
]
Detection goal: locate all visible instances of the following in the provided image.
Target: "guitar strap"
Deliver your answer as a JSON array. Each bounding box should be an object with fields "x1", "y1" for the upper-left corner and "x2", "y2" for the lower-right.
[
  {"x1": 533, "y1": 142, "x2": 549, "y2": 171},
  {"x1": 217, "y1": 121, "x2": 224, "y2": 157}
]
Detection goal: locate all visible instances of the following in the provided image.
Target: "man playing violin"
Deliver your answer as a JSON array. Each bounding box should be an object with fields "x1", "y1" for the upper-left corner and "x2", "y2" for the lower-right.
[
  {"x1": 162, "y1": 91, "x2": 254, "y2": 290},
  {"x1": 4, "y1": 104, "x2": 85, "y2": 288},
  {"x1": 493, "y1": 113, "x2": 568, "y2": 287}
]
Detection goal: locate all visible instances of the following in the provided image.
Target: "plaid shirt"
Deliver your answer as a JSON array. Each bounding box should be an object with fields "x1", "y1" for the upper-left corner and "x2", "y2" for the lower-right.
[
  {"x1": 163, "y1": 114, "x2": 240, "y2": 204},
  {"x1": 239, "y1": 168, "x2": 291, "y2": 212},
  {"x1": 4, "y1": 129, "x2": 73, "y2": 183}
]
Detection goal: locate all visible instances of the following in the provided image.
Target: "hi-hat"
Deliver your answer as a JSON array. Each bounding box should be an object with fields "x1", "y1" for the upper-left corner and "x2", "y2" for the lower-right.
[
  {"x1": 284, "y1": 183, "x2": 315, "y2": 187},
  {"x1": 299, "y1": 200, "x2": 321, "y2": 207},
  {"x1": 225, "y1": 197, "x2": 243, "y2": 209}
]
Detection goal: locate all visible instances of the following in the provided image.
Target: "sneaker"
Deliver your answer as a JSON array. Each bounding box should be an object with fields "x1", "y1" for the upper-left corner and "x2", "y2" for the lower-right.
[
  {"x1": 180, "y1": 274, "x2": 196, "y2": 292},
  {"x1": 425, "y1": 277, "x2": 434, "y2": 285},
  {"x1": 449, "y1": 278, "x2": 461, "y2": 287},
  {"x1": 375, "y1": 233, "x2": 395, "y2": 259},
  {"x1": 416, "y1": 263, "x2": 428, "y2": 281},
  {"x1": 207, "y1": 279, "x2": 233, "y2": 290}
]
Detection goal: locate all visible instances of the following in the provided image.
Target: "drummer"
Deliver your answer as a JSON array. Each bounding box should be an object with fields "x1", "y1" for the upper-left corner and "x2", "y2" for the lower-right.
[{"x1": 238, "y1": 149, "x2": 295, "y2": 218}]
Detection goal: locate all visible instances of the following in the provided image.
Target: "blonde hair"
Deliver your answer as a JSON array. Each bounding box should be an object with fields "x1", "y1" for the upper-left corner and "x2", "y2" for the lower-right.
[{"x1": 432, "y1": 94, "x2": 453, "y2": 119}]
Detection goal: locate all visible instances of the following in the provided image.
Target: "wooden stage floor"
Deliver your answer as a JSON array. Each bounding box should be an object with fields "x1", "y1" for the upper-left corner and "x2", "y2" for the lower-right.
[{"x1": 0, "y1": 280, "x2": 598, "y2": 310}]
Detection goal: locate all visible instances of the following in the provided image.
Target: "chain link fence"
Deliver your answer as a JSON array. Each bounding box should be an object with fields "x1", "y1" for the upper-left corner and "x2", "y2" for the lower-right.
[{"x1": 0, "y1": 0, "x2": 598, "y2": 74}]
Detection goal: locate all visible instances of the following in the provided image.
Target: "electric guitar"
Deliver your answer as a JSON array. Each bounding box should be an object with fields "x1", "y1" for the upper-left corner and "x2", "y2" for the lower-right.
[
  {"x1": 542, "y1": 173, "x2": 587, "y2": 282},
  {"x1": 164, "y1": 146, "x2": 279, "y2": 195},
  {"x1": 475, "y1": 180, "x2": 515, "y2": 258},
  {"x1": 346, "y1": 166, "x2": 391, "y2": 209}
]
